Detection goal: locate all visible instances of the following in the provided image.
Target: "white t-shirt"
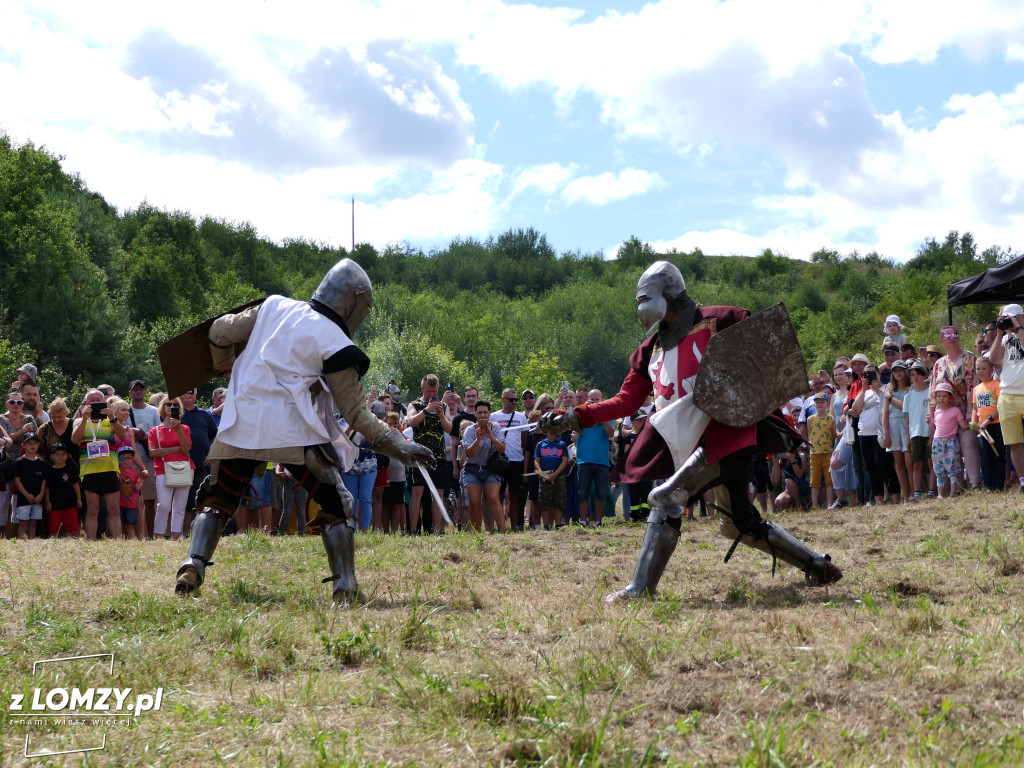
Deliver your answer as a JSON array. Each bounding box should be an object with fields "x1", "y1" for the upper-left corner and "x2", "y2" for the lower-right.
[
  {"x1": 489, "y1": 410, "x2": 527, "y2": 462},
  {"x1": 999, "y1": 334, "x2": 1024, "y2": 395},
  {"x1": 857, "y1": 389, "x2": 881, "y2": 436},
  {"x1": 130, "y1": 404, "x2": 161, "y2": 461}
]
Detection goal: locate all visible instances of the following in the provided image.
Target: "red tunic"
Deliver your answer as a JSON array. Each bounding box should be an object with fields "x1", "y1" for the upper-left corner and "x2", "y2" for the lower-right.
[{"x1": 575, "y1": 305, "x2": 757, "y2": 484}]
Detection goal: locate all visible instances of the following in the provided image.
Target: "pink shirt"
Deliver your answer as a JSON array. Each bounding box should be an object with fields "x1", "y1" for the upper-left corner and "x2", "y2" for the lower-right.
[{"x1": 933, "y1": 406, "x2": 964, "y2": 439}]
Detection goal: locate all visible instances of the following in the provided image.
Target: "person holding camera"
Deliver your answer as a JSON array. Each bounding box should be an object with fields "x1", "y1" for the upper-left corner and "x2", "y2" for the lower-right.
[
  {"x1": 148, "y1": 395, "x2": 194, "y2": 540},
  {"x1": 406, "y1": 374, "x2": 452, "y2": 533},
  {"x1": 70, "y1": 388, "x2": 127, "y2": 540},
  {"x1": 463, "y1": 399, "x2": 506, "y2": 532},
  {"x1": 850, "y1": 365, "x2": 888, "y2": 506},
  {"x1": 988, "y1": 304, "x2": 1024, "y2": 493}
]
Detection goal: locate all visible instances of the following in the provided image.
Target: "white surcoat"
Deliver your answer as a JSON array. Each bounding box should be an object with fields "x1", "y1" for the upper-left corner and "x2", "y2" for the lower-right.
[{"x1": 215, "y1": 295, "x2": 357, "y2": 468}]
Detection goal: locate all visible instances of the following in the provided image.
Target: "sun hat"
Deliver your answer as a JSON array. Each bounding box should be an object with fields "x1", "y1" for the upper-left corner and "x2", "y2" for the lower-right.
[
  {"x1": 884, "y1": 315, "x2": 904, "y2": 331},
  {"x1": 934, "y1": 382, "x2": 955, "y2": 395},
  {"x1": 16, "y1": 364, "x2": 38, "y2": 385},
  {"x1": 851, "y1": 353, "x2": 870, "y2": 363}
]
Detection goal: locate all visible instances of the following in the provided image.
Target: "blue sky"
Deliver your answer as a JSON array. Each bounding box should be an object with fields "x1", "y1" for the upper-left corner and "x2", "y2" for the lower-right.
[{"x1": 2, "y1": 0, "x2": 1023, "y2": 261}]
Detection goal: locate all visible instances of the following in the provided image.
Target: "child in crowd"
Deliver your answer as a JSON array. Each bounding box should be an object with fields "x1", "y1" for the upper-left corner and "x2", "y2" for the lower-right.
[
  {"x1": 274, "y1": 464, "x2": 308, "y2": 536},
  {"x1": 972, "y1": 357, "x2": 1004, "y2": 492},
  {"x1": 902, "y1": 362, "x2": 932, "y2": 499},
  {"x1": 45, "y1": 443, "x2": 81, "y2": 538},
  {"x1": 383, "y1": 412, "x2": 408, "y2": 533},
  {"x1": 118, "y1": 445, "x2": 142, "y2": 539},
  {"x1": 534, "y1": 423, "x2": 569, "y2": 530},
  {"x1": 931, "y1": 382, "x2": 966, "y2": 499},
  {"x1": 884, "y1": 315, "x2": 908, "y2": 348},
  {"x1": 13, "y1": 433, "x2": 46, "y2": 540},
  {"x1": 806, "y1": 392, "x2": 836, "y2": 508},
  {"x1": 624, "y1": 412, "x2": 652, "y2": 521}
]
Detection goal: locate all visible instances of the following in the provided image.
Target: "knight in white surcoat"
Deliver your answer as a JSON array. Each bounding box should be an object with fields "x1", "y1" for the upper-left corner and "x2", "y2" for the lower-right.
[{"x1": 175, "y1": 259, "x2": 434, "y2": 603}]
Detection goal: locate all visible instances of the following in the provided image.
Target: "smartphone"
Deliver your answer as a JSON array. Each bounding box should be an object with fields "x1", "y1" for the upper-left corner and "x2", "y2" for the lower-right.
[
  {"x1": 430, "y1": 395, "x2": 440, "y2": 403},
  {"x1": 90, "y1": 402, "x2": 104, "y2": 420},
  {"x1": 170, "y1": 405, "x2": 181, "y2": 419},
  {"x1": 561, "y1": 381, "x2": 570, "y2": 391},
  {"x1": 445, "y1": 382, "x2": 454, "y2": 391}
]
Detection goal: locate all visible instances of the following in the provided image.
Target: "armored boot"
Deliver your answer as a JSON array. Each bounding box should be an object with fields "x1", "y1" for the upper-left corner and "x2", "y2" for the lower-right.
[
  {"x1": 175, "y1": 509, "x2": 230, "y2": 595},
  {"x1": 648, "y1": 447, "x2": 720, "y2": 509},
  {"x1": 604, "y1": 506, "x2": 682, "y2": 602},
  {"x1": 714, "y1": 486, "x2": 842, "y2": 585},
  {"x1": 321, "y1": 518, "x2": 359, "y2": 604},
  {"x1": 175, "y1": 466, "x2": 245, "y2": 596}
]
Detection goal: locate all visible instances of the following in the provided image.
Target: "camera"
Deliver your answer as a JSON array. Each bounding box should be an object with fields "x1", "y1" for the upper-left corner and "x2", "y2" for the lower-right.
[
  {"x1": 170, "y1": 405, "x2": 180, "y2": 419},
  {"x1": 997, "y1": 317, "x2": 1016, "y2": 331},
  {"x1": 863, "y1": 370, "x2": 877, "y2": 383},
  {"x1": 90, "y1": 402, "x2": 104, "y2": 420}
]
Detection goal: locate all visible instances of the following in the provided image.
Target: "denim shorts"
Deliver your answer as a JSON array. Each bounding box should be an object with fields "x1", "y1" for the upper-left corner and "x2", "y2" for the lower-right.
[{"x1": 463, "y1": 463, "x2": 500, "y2": 486}]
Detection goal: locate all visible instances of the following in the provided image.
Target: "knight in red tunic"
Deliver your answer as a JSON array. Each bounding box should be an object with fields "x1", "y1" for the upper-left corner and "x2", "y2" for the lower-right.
[{"x1": 540, "y1": 261, "x2": 842, "y2": 600}]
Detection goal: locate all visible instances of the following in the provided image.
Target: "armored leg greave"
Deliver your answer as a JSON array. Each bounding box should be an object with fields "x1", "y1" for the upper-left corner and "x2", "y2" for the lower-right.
[
  {"x1": 175, "y1": 461, "x2": 254, "y2": 595},
  {"x1": 604, "y1": 504, "x2": 684, "y2": 602},
  {"x1": 714, "y1": 485, "x2": 842, "y2": 585},
  {"x1": 292, "y1": 445, "x2": 359, "y2": 604},
  {"x1": 321, "y1": 519, "x2": 359, "y2": 604}
]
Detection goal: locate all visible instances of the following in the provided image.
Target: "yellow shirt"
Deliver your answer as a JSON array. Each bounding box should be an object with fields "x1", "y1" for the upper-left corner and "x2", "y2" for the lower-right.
[{"x1": 807, "y1": 413, "x2": 834, "y2": 454}]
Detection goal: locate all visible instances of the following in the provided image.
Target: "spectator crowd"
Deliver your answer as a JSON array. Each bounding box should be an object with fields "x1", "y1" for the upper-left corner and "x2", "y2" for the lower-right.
[{"x1": 3, "y1": 306, "x2": 1023, "y2": 541}]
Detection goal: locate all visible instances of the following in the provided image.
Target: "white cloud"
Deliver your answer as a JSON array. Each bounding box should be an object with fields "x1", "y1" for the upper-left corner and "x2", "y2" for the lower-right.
[
  {"x1": 509, "y1": 162, "x2": 577, "y2": 197},
  {"x1": 562, "y1": 168, "x2": 661, "y2": 206}
]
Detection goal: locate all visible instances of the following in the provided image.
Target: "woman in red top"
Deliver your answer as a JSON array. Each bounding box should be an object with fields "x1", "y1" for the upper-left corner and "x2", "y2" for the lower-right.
[{"x1": 148, "y1": 396, "x2": 193, "y2": 540}]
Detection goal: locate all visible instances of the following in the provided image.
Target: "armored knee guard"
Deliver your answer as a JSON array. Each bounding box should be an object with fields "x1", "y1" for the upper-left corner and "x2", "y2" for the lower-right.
[
  {"x1": 604, "y1": 504, "x2": 683, "y2": 602},
  {"x1": 321, "y1": 518, "x2": 359, "y2": 604},
  {"x1": 714, "y1": 486, "x2": 842, "y2": 585},
  {"x1": 648, "y1": 447, "x2": 720, "y2": 509}
]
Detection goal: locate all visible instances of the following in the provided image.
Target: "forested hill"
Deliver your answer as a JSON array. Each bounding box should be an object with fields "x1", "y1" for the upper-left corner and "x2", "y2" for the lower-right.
[{"x1": 1, "y1": 135, "x2": 1016, "y2": 403}]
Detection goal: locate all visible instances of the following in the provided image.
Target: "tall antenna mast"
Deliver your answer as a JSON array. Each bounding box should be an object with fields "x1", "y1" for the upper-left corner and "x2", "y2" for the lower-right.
[{"x1": 351, "y1": 196, "x2": 355, "y2": 253}]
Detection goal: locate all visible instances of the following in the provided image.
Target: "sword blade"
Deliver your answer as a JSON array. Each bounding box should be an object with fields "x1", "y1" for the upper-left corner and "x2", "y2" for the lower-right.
[{"x1": 416, "y1": 461, "x2": 453, "y2": 527}]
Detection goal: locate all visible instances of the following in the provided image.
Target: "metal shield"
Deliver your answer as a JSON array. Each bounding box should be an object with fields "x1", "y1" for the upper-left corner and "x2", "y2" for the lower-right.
[
  {"x1": 157, "y1": 298, "x2": 264, "y2": 398},
  {"x1": 692, "y1": 302, "x2": 807, "y2": 427}
]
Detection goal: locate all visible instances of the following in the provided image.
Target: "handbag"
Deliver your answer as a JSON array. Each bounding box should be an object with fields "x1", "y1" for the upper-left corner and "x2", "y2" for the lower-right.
[
  {"x1": 157, "y1": 427, "x2": 194, "y2": 488},
  {"x1": 485, "y1": 417, "x2": 511, "y2": 474},
  {"x1": 0, "y1": 451, "x2": 14, "y2": 485}
]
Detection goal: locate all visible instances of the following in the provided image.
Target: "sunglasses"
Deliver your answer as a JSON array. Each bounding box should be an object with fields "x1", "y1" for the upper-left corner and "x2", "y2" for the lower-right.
[
  {"x1": 883, "y1": 349, "x2": 898, "y2": 355},
  {"x1": 504, "y1": 397, "x2": 518, "y2": 402},
  {"x1": 7, "y1": 399, "x2": 23, "y2": 405},
  {"x1": 942, "y1": 333, "x2": 958, "y2": 339}
]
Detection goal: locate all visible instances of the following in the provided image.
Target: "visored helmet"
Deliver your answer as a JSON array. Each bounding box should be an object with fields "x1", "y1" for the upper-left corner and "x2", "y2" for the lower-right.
[
  {"x1": 635, "y1": 261, "x2": 686, "y2": 331},
  {"x1": 311, "y1": 258, "x2": 373, "y2": 335}
]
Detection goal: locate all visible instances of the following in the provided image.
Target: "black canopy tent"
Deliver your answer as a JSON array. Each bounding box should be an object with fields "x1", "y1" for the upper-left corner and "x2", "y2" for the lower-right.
[{"x1": 946, "y1": 253, "x2": 1024, "y2": 324}]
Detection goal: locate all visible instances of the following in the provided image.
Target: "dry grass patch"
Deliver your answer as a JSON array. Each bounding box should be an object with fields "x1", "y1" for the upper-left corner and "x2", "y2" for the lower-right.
[{"x1": 1, "y1": 496, "x2": 1024, "y2": 765}]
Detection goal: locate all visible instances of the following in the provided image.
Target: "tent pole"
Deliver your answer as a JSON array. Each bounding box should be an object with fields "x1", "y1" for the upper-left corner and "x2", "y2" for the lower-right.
[{"x1": 948, "y1": 306, "x2": 953, "y2": 325}]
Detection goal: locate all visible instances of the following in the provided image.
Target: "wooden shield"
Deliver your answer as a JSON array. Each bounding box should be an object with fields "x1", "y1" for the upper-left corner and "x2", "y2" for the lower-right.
[
  {"x1": 693, "y1": 302, "x2": 807, "y2": 427},
  {"x1": 157, "y1": 299, "x2": 264, "y2": 398}
]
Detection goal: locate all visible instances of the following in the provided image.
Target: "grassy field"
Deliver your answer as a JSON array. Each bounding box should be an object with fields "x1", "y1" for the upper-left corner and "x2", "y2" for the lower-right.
[{"x1": 2, "y1": 494, "x2": 1024, "y2": 767}]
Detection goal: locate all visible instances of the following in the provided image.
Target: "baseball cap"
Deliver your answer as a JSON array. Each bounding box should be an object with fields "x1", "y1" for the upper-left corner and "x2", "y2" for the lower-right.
[
  {"x1": 851, "y1": 353, "x2": 870, "y2": 363},
  {"x1": 812, "y1": 392, "x2": 829, "y2": 401},
  {"x1": 129, "y1": 379, "x2": 146, "y2": 390},
  {"x1": 910, "y1": 362, "x2": 928, "y2": 375},
  {"x1": 1001, "y1": 304, "x2": 1024, "y2": 318},
  {"x1": 892, "y1": 360, "x2": 909, "y2": 370},
  {"x1": 370, "y1": 401, "x2": 387, "y2": 418},
  {"x1": 50, "y1": 442, "x2": 69, "y2": 453},
  {"x1": 118, "y1": 445, "x2": 135, "y2": 456},
  {"x1": 22, "y1": 431, "x2": 40, "y2": 443},
  {"x1": 522, "y1": 389, "x2": 536, "y2": 398}
]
